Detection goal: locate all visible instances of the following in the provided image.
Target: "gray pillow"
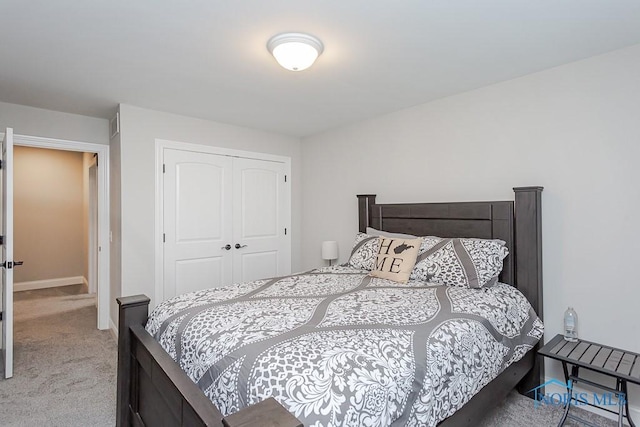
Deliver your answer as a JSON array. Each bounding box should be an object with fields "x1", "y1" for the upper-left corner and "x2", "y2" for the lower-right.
[
  {"x1": 347, "y1": 233, "x2": 379, "y2": 270},
  {"x1": 350, "y1": 231, "x2": 508, "y2": 287},
  {"x1": 410, "y1": 237, "x2": 508, "y2": 288}
]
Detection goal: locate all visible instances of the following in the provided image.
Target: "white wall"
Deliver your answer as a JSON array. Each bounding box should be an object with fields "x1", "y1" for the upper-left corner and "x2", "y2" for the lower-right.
[
  {"x1": 302, "y1": 44, "x2": 640, "y2": 413},
  {"x1": 115, "y1": 104, "x2": 301, "y2": 316},
  {"x1": 0, "y1": 101, "x2": 109, "y2": 145}
]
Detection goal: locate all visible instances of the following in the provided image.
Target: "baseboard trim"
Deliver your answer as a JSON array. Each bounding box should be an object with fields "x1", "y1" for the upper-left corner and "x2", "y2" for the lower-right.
[
  {"x1": 15, "y1": 276, "x2": 86, "y2": 292},
  {"x1": 632, "y1": 406, "x2": 640, "y2": 424},
  {"x1": 109, "y1": 318, "x2": 118, "y2": 341}
]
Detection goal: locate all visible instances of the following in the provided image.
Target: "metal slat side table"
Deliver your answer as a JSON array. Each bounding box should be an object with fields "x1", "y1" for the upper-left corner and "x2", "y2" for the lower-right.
[{"x1": 539, "y1": 334, "x2": 640, "y2": 427}]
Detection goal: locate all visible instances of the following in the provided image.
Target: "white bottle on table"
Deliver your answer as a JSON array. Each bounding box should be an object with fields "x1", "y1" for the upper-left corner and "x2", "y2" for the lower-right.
[{"x1": 564, "y1": 307, "x2": 578, "y2": 342}]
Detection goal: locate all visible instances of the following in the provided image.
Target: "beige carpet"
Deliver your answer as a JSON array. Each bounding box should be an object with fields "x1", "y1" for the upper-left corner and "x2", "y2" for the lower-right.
[
  {"x1": 0, "y1": 285, "x2": 619, "y2": 426},
  {"x1": 0, "y1": 285, "x2": 116, "y2": 426}
]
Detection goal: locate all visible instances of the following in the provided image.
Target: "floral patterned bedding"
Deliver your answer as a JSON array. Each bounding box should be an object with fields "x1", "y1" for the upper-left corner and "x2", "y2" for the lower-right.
[{"x1": 146, "y1": 266, "x2": 543, "y2": 427}]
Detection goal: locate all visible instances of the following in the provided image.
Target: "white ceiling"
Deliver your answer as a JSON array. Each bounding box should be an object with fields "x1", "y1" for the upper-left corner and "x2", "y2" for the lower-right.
[{"x1": 1, "y1": 0, "x2": 640, "y2": 137}]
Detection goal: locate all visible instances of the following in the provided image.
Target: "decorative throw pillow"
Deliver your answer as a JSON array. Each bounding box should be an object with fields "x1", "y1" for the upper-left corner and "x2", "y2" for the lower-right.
[
  {"x1": 347, "y1": 233, "x2": 380, "y2": 270},
  {"x1": 348, "y1": 231, "x2": 420, "y2": 270},
  {"x1": 370, "y1": 237, "x2": 422, "y2": 283},
  {"x1": 410, "y1": 237, "x2": 508, "y2": 288}
]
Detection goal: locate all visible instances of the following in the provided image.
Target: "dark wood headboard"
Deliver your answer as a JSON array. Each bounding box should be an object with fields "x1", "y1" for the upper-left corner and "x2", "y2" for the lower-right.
[
  {"x1": 357, "y1": 186, "x2": 543, "y2": 318},
  {"x1": 358, "y1": 196, "x2": 515, "y2": 284}
]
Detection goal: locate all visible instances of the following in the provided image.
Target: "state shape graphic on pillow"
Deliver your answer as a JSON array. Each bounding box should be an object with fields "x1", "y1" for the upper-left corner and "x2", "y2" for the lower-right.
[{"x1": 370, "y1": 237, "x2": 422, "y2": 283}]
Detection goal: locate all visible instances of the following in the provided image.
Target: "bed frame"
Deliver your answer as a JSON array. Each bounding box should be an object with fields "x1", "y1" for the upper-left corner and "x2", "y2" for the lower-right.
[{"x1": 116, "y1": 186, "x2": 543, "y2": 427}]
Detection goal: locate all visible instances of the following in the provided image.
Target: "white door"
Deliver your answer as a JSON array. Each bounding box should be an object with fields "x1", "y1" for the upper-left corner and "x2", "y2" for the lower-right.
[
  {"x1": 232, "y1": 158, "x2": 290, "y2": 283},
  {"x1": 163, "y1": 149, "x2": 233, "y2": 299},
  {"x1": 1, "y1": 128, "x2": 15, "y2": 378}
]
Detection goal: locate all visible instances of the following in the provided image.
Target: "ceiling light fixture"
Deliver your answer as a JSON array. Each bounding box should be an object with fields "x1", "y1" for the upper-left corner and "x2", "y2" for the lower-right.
[{"x1": 267, "y1": 33, "x2": 324, "y2": 71}]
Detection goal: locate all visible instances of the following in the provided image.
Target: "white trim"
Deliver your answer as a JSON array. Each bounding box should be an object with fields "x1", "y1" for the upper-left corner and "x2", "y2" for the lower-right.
[
  {"x1": 88, "y1": 162, "x2": 99, "y2": 294},
  {"x1": 155, "y1": 140, "x2": 164, "y2": 307},
  {"x1": 15, "y1": 276, "x2": 85, "y2": 292},
  {"x1": 110, "y1": 112, "x2": 120, "y2": 139},
  {"x1": 82, "y1": 276, "x2": 89, "y2": 287},
  {"x1": 632, "y1": 406, "x2": 640, "y2": 424},
  {"x1": 6, "y1": 133, "x2": 111, "y2": 331},
  {"x1": 109, "y1": 318, "x2": 118, "y2": 341},
  {"x1": 154, "y1": 139, "x2": 292, "y2": 305},
  {"x1": 155, "y1": 139, "x2": 291, "y2": 164}
]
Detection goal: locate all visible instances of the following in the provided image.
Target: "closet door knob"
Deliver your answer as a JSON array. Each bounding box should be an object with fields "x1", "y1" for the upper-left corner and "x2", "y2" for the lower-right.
[
  {"x1": 235, "y1": 244, "x2": 247, "y2": 249},
  {"x1": 221, "y1": 244, "x2": 231, "y2": 250}
]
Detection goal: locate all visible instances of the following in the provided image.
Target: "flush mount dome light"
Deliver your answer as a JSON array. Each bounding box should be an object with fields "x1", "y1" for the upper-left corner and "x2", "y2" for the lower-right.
[{"x1": 267, "y1": 32, "x2": 324, "y2": 71}]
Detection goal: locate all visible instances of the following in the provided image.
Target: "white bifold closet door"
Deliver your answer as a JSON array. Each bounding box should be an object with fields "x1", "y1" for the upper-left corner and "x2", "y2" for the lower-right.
[
  {"x1": 232, "y1": 157, "x2": 288, "y2": 284},
  {"x1": 163, "y1": 149, "x2": 233, "y2": 298},
  {"x1": 162, "y1": 148, "x2": 290, "y2": 301}
]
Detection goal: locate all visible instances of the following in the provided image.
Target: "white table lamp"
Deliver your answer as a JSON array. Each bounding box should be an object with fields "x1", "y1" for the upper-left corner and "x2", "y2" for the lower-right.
[{"x1": 322, "y1": 241, "x2": 339, "y2": 266}]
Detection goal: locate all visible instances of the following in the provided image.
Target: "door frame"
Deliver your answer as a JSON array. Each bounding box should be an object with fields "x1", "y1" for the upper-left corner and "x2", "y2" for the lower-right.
[
  {"x1": 8, "y1": 133, "x2": 110, "y2": 330},
  {"x1": 2, "y1": 127, "x2": 15, "y2": 378},
  {"x1": 88, "y1": 159, "x2": 99, "y2": 295},
  {"x1": 154, "y1": 138, "x2": 291, "y2": 305}
]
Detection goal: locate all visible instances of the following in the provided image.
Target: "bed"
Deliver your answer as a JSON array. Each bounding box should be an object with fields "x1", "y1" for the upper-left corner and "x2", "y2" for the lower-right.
[{"x1": 116, "y1": 186, "x2": 544, "y2": 427}]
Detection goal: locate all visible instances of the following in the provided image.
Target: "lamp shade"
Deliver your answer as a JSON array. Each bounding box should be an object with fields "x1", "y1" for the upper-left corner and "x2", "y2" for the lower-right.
[
  {"x1": 267, "y1": 33, "x2": 324, "y2": 71},
  {"x1": 321, "y1": 241, "x2": 338, "y2": 261}
]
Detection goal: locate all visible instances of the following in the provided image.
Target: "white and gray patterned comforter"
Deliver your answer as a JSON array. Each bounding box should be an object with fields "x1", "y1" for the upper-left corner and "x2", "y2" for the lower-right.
[{"x1": 146, "y1": 266, "x2": 543, "y2": 427}]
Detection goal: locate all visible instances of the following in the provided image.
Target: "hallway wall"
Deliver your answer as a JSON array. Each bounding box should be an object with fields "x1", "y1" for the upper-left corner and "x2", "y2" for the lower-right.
[{"x1": 14, "y1": 146, "x2": 85, "y2": 285}]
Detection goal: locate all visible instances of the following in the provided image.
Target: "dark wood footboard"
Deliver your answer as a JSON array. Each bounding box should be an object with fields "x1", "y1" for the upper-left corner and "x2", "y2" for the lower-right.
[{"x1": 116, "y1": 295, "x2": 303, "y2": 427}]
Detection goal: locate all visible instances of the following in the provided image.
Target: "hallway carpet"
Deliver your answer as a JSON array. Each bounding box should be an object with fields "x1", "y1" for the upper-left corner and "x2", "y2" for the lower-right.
[{"x1": 0, "y1": 285, "x2": 116, "y2": 426}]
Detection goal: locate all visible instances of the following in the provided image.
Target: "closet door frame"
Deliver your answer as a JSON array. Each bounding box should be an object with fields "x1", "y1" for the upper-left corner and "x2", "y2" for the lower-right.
[{"x1": 154, "y1": 139, "x2": 291, "y2": 305}]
